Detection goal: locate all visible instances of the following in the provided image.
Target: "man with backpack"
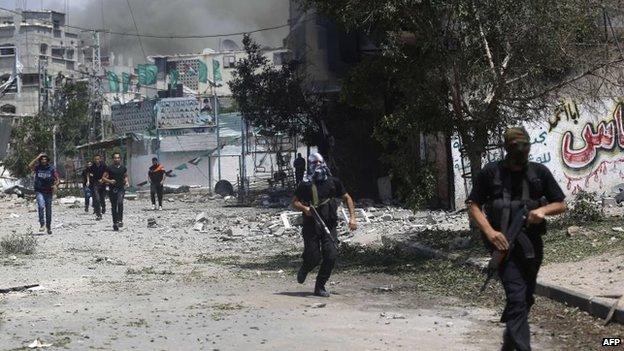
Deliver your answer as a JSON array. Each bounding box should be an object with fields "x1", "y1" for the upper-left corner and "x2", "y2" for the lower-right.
[{"x1": 467, "y1": 127, "x2": 567, "y2": 351}]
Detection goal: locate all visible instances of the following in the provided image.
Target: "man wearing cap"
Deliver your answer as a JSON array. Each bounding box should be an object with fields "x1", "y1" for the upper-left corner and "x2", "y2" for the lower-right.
[
  {"x1": 29, "y1": 153, "x2": 60, "y2": 234},
  {"x1": 467, "y1": 127, "x2": 567, "y2": 351},
  {"x1": 292, "y1": 152, "x2": 358, "y2": 297}
]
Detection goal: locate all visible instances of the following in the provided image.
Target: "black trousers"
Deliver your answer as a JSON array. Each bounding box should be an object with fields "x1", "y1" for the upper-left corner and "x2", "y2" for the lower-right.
[
  {"x1": 301, "y1": 224, "x2": 338, "y2": 288},
  {"x1": 150, "y1": 183, "x2": 164, "y2": 206},
  {"x1": 108, "y1": 188, "x2": 125, "y2": 224},
  {"x1": 90, "y1": 183, "x2": 107, "y2": 216},
  {"x1": 499, "y1": 245, "x2": 543, "y2": 351},
  {"x1": 295, "y1": 171, "x2": 305, "y2": 184}
]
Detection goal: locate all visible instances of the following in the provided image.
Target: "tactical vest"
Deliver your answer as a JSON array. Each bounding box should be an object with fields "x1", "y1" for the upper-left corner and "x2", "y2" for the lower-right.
[{"x1": 482, "y1": 162, "x2": 547, "y2": 252}]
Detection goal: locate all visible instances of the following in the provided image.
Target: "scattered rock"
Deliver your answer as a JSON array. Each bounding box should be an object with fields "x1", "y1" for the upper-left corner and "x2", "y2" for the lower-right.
[
  {"x1": 566, "y1": 226, "x2": 582, "y2": 237},
  {"x1": 380, "y1": 214, "x2": 393, "y2": 222},
  {"x1": 27, "y1": 339, "x2": 52, "y2": 349},
  {"x1": 195, "y1": 212, "x2": 208, "y2": 223},
  {"x1": 193, "y1": 222, "x2": 205, "y2": 232},
  {"x1": 612, "y1": 227, "x2": 624, "y2": 233},
  {"x1": 309, "y1": 303, "x2": 326, "y2": 309},
  {"x1": 446, "y1": 322, "x2": 454, "y2": 327},
  {"x1": 147, "y1": 218, "x2": 157, "y2": 228},
  {"x1": 380, "y1": 312, "x2": 406, "y2": 319}
]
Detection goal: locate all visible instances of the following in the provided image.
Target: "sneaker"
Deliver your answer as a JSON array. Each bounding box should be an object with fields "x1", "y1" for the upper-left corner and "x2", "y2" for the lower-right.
[
  {"x1": 297, "y1": 266, "x2": 308, "y2": 284},
  {"x1": 113, "y1": 223, "x2": 119, "y2": 231},
  {"x1": 47, "y1": 227, "x2": 52, "y2": 235},
  {"x1": 313, "y1": 287, "x2": 330, "y2": 298},
  {"x1": 84, "y1": 208, "x2": 89, "y2": 213},
  {"x1": 152, "y1": 204, "x2": 157, "y2": 210},
  {"x1": 102, "y1": 209, "x2": 106, "y2": 214},
  {"x1": 118, "y1": 222, "x2": 124, "y2": 228},
  {"x1": 39, "y1": 226, "x2": 45, "y2": 233},
  {"x1": 158, "y1": 206, "x2": 163, "y2": 211},
  {"x1": 95, "y1": 215, "x2": 102, "y2": 221}
]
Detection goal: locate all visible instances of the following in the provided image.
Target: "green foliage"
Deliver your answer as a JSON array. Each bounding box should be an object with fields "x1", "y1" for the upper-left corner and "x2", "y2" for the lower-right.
[
  {"x1": 5, "y1": 81, "x2": 89, "y2": 178},
  {"x1": 4, "y1": 115, "x2": 53, "y2": 178},
  {"x1": 300, "y1": 0, "x2": 619, "y2": 184},
  {"x1": 567, "y1": 190, "x2": 602, "y2": 223},
  {"x1": 229, "y1": 34, "x2": 321, "y2": 139}
]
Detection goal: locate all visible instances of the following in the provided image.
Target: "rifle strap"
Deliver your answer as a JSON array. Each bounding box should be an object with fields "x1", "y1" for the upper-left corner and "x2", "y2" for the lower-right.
[{"x1": 311, "y1": 183, "x2": 330, "y2": 207}]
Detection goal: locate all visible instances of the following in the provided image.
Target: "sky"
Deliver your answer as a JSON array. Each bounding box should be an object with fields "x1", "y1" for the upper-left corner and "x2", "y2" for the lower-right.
[{"x1": 0, "y1": 0, "x2": 290, "y2": 63}]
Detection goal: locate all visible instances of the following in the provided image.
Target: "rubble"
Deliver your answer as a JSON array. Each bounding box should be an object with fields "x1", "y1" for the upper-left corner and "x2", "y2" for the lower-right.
[
  {"x1": 59, "y1": 196, "x2": 79, "y2": 205},
  {"x1": 147, "y1": 218, "x2": 157, "y2": 228}
]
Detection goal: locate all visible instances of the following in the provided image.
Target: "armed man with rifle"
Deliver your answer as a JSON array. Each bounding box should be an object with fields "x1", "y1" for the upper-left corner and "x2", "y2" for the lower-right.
[
  {"x1": 292, "y1": 152, "x2": 358, "y2": 297},
  {"x1": 468, "y1": 127, "x2": 567, "y2": 351}
]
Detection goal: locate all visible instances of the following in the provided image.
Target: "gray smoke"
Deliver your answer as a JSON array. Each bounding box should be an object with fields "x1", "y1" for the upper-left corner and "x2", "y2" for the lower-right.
[{"x1": 14, "y1": 0, "x2": 290, "y2": 63}]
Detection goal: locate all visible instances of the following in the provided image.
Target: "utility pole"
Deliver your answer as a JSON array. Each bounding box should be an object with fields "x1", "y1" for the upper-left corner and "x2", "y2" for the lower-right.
[
  {"x1": 87, "y1": 30, "x2": 103, "y2": 141},
  {"x1": 214, "y1": 83, "x2": 221, "y2": 180}
]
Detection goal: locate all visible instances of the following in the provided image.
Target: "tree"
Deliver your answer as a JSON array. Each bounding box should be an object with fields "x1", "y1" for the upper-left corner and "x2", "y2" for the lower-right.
[
  {"x1": 300, "y1": 0, "x2": 624, "y2": 185},
  {"x1": 5, "y1": 80, "x2": 90, "y2": 178},
  {"x1": 229, "y1": 34, "x2": 324, "y2": 147}
]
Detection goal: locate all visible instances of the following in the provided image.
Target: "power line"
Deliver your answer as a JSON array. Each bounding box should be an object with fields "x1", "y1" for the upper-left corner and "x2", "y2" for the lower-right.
[
  {"x1": 125, "y1": 0, "x2": 146, "y2": 60},
  {"x1": 0, "y1": 5, "x2": 293, "y2": 40}
]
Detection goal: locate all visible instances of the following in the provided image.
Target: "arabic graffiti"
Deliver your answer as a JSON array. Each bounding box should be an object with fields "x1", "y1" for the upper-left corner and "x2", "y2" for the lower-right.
[
  {"x1": 549, "y1": 100, "x2": 580, "y2": 131},
  {"x1": 561, "y1": 103, "x2": 624, "y2": 169},
  {"x1": 564, "y1": 157, "x2": 624, "y2": 195}
]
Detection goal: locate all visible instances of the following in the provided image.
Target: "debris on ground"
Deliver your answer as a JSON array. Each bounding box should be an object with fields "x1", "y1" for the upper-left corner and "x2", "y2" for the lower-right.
[{"x1": 27, "y1": 338, "x2": 52, "y2": 349}]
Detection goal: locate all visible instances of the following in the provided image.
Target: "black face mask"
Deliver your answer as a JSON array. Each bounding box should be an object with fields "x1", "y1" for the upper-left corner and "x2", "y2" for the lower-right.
[{"x1": 505, "y1": 142, "x2": 530, "y2": 167}]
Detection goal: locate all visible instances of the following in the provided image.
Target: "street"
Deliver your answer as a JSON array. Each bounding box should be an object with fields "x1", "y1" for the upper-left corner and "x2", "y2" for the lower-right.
[{"x1": 0, "y1": 193, "x2": 561, "y2": 350}]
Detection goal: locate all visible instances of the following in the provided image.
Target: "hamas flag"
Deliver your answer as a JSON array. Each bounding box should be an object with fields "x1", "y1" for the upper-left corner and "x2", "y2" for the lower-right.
[
  {"x1": 175, "y1": 163, "x2": 188, "y2": 171},
  {"x1": 212, "y1": 59, "x2": 222, "y2": 83},
  {"x1": 198, "y1": 60, "x2": 208, "y2": 83},
  {"x1": 169, "y1": 69, "x2": 179, "y2": 88},
  {"x1": 122, "y1": 72, "x2": 131, "y2": 93},
  {"x1": 138, "y1": 64, "x2": 158, "y2": 85},
  {"x1": 106, "y1": 71, "x2": 119, "y2": 92}
]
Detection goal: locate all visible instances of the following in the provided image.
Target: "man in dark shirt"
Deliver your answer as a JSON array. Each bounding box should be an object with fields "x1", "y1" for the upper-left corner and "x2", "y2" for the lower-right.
[
  {"x1": 81, "y1": 161, "x2": 93, "y2": 213},
  {"x1": 292, "y1": 152, "x2": 357, "y2": 297},
  {"x1": 88, "y1": 155, "x2": 107, "y2": 220},
  {"x1": 28, "y1": 153, "x2": 59, "y2": 234},
  {"x1": 468, "y1": 127, "x2": 567, "y2": 351},
  {"x1": 102, "y1": 152, "x2": 129, "y2": 231},
  {"x1": 148, "y1": 157, "x2": 166, "y2": 210},
  {"x1": 293, "y1": 153, "x2": 306, "y2": 184}
]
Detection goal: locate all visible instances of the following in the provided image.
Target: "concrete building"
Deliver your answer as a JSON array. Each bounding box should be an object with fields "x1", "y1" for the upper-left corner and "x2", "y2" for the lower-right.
[{"x1": 0, "y1": 9, "x2": 87, "y2": 117}]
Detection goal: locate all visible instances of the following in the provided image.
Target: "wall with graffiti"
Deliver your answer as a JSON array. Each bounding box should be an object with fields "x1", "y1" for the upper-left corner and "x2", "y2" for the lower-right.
[{"x1": 452, "y1": 100, "x2": 624, "y2": 209}]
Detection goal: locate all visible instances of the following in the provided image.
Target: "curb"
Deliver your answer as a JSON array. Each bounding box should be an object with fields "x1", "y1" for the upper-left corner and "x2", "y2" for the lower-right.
[{"x1": 380, "y1": 236, "x2": 624, "y2": 325}]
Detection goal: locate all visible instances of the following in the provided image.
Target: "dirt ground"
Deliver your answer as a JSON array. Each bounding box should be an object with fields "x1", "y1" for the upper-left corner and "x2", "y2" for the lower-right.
[{"x1": 0, "y1": 193, "x2": 608, "y2": 350}]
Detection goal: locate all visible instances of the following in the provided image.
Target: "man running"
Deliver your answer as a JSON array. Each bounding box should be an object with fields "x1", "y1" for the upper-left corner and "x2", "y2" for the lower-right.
[
  {"x1": 82, "y1": 161, "x2": 93, "y2": 213},
  {"x1": 88, "y1": 155, "x2": 107, "y2": 220},
  {"x1": 28, "y1": 153, "x2": 59, "y2": 234},
  {"x1": 102, "y1": 152, "x2": 129, "y2": 231},
  {"x1": 148, "y1": 157, "x2": 166, "y2": 210},
  {"x1": 292, "y1": 152, "x2": 357, "y2": 297}
]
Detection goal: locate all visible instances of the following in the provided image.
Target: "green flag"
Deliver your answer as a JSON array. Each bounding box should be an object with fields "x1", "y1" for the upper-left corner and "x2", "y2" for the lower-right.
[
  {"x1": 169, "y1": 69, "x2": 179, "y2": 88},
  {"x1": 138, "y1": 64, "x2": 157, "y2": 85},
  {"x1": 198, "y1": 60, "x2": 208, "y2": 83},
  {"x1": 122, "y1": 72, "x2": 131, "y2": 93},
  {"x1": 212, "y1": 59, "x2": 222, "y2": 83},
  {"x1": 175, "y1": 163, "x2": 188, "y2": 171},
  {"x1": 106, "y1": 71, "x2": 119, "y2": 92}
]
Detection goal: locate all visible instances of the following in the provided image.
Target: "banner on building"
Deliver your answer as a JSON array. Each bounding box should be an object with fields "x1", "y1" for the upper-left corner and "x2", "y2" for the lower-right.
[
  {"x1": 156, "y1": 97, "x2": 214, "y2": 129},
  {"x1": 212, "y1": 59, "x2": 222, "y2": 83},
  {"x1": 138, "y1": 64, "x2": 158, "y2": 85},
  {"x1": 111, "y1": 100, "x2": 156, "y2": 134},
  {"x1": 106, "y1": 71, "x2": 119, "y2": 93},
  {"x1": 122, "y1": 73, "x2": 131, "y2": 93}
]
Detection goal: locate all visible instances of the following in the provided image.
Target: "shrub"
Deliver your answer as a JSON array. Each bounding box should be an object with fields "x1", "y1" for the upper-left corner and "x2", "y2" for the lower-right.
[
  {"x1": 0, "y1": 233, "x2": 37, "y2": 255},
  {"x1": 567, "y1": 190, "x2": 602, "y2": 223}
]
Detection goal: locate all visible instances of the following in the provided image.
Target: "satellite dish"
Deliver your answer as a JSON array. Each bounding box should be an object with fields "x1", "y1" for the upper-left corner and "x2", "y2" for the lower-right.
[{"x1": 221, "y1": 39, "x2": 240, "y2": 52}]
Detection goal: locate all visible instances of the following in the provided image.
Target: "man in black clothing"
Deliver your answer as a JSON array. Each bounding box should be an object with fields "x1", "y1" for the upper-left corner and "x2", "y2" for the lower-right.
[
  {"x1": 292, "y1": 152, "x2": 357, "y2": 297},
  {"x1": 88, "y1": 155, "x2": 107, "y2": 220},
  {"x1": 148, "y1": 157, "x2": 166, "y2": 210},
  {"x1": 81, "y1": 161, "x2": 93, "y2": 213},
  {"x1": 293, "y1": 153, "x2": 306, "y2": 184},
  {"x1": 102, "y1": 152, "x2": 129, "y2": 231},
  {"x1": 468, "y1": 127, "x2": 567, "y2": 351}
]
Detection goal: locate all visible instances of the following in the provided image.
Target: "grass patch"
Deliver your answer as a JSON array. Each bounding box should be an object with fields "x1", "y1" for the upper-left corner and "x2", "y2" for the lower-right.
[
  {"x1": 211, "y1": 302, "x2": 244, "y2": 311},
  {"x1": 196, "y1": 254, "x2": 241, "y2": 265},
  {"x1": 127, "y1": 319, "x2": 148, "y2": 328},
  {"x1": 125, "y1": 266, "x2": 173, "y2": 275},
  {"x1": 0, "y1": 233, "x2": 37, "y2": 255}
]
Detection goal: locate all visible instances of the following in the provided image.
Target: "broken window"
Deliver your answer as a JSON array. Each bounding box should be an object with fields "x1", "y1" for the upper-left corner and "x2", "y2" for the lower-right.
[{"x1": 223, "y1": 55, "x2": 236, "y2": 68}]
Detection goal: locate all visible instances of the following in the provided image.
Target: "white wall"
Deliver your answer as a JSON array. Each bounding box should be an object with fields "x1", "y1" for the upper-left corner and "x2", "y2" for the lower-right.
[{"x1": 452, "y1": 100, "x2": 624, "y2": 208}]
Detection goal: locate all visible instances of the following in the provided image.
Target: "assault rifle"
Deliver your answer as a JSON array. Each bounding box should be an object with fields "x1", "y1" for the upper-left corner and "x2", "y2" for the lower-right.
[
  {"x1": 310, "y1": 205, "x2": 337, "y2": 251},
  {"x1": 479, "y1": 206, "x2": 529, "y2": 293}
]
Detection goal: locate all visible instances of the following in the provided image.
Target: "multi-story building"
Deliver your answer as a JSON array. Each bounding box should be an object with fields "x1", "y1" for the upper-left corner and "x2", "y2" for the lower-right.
[{"x1": 0, "y1": 9, "x2": 87, "y2": 117}]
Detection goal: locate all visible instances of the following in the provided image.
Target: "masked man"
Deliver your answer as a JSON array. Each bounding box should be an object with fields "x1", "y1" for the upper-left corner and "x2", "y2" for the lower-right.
[
  {"x1": 292, "y1": 153, "x2": 357, "y2": 297},
  {"x1": 468, "y1": 127, "x2": 567, "y2": 351}
]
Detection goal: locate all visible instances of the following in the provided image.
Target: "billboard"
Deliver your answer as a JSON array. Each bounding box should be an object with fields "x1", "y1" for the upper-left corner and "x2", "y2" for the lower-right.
[{"x1": 111, "y1": 100, "x2": 156, "y2": 134}]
